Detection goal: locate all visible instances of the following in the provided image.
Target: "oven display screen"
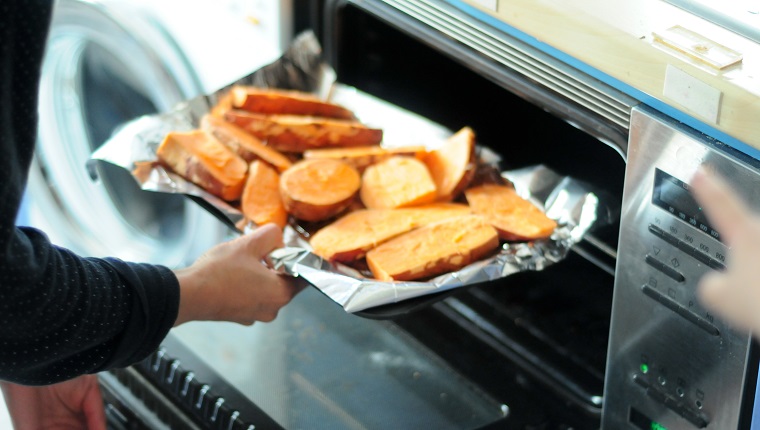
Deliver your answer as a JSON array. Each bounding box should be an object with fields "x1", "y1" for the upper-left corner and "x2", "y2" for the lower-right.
[{"x1": 652, "y1": 169, "x2": 720, "y2": 241}]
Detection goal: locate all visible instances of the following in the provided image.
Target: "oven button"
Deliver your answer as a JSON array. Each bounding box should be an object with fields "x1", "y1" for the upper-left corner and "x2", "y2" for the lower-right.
[
  {"x1": 645, "y1": 254, "x2": 685, "y2": 282},
  {"x1": 687, "y1": 246, "x2": 726, "y2": 271},
  {"x1": 648, "y1": 224, "x2": 725, "y2": 271},
  {"x1": 632, "y1": 375, "x2": 708, "y2": 428},
  {"x1": 641, "y1": 285, "x2": 720, "y2": 336},
  {"x1": 648, "y1": 224, "x2": 680, "y2": 247}
]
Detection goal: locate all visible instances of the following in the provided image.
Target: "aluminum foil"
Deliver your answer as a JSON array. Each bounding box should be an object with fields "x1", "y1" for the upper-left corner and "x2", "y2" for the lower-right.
[{"x1": 89, "y1": 31, "x2": 610, "y2": 314}]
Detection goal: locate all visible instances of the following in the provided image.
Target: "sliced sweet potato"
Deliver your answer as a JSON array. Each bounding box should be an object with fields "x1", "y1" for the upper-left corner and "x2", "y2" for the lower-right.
[
  {"x1": 360, "y1": 156, "x2": 437, "y2": 209},
  {"x1": 210, "y1": 91, "x2": 234, "y2": 119},
  {"x1": 465, "y1": 184, "x2": 557, "y2": 241},
  {"x1": 231, "y1": 86, "x2": 356, "y2": 120},
  {"x1": 366, "y1": 214, "x2": 500, "y2": 282},
  {"x1": 279, "y1": 159, "x2": 361, "y2": 222},
  {"x1": 310, "y1": 203, "x2": 471, "y2": 262},
  {"x1": 200, "y1": 114, "x2": 292, "y2": 173},
  {"x1": 303, "y1": 145, "x2": 428, "y2": 173},
  {"x1": 156, "y1": 130, "x2": 247, "y2": 201},
  {"x1": 224, "y1": 110, "x2": 383, "y2": 153},
  {"x1": 422, "y1": 126, "x2": 477, "y2": 201},
  {"x1": 241, "y1": 160, "x2": 288, "y2": 228}
]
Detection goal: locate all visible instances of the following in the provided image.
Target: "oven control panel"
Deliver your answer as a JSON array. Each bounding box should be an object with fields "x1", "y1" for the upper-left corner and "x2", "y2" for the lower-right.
[{"x1": 602, "y1": 106, "x2": 758, "y2": 429}]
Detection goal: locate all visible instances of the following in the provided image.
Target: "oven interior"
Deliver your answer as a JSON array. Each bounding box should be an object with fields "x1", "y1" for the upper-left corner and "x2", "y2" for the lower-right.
[{"x1": 322, "y1": 2, "x2": 627, "y2": 428}]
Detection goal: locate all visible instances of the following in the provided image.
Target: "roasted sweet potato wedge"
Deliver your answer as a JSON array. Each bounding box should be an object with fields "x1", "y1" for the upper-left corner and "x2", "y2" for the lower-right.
[
  {"x1": 224, "y1": 110, "x2": 383, "y2": 153},
  {"x1": 310, "y1": 203, "x2": 472, "y2": 262},
  {"x1": 156, "y1": 130, "x2": 247, "y2": 201},
  {"x1": 366, "y1": 214, "x2": 500, "y2": 282},
  {"x1": 360, "y1": 156, "x2": 437, "y2": 209},
  {"x1": 465, "y1": 184, "x2": 557, "y2": 241},
  {"x1": 210, "y1": 91, "x2": 234, "y2": 119},
  {"x1": 201, "y1": 114, "x2": 292, "y2": 173},
  {"x1": 241, "y1": 160, "x2": 288, "y2": 228},
  {"x1": 279, "y1": 158, "x2": 361, "y2": 222},
  {"x1": 231, "y1": 86, "x2": 356, "y2": 120},
  {"x1": 423, "y1": 126, "x2": 477, "y2": 201},
  {"x1": 303, "y1": 145, "x2": 428, "y2": 173}
]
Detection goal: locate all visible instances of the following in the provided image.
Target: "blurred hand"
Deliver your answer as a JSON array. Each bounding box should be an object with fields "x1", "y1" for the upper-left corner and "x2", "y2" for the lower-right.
[
  {"x1": 174, "y1": 223, "x2": 307, "y2": 326},
  {"x1": 1, "y1": 375, "x2": 106, "y2": 430},
  {"x1": 691, "y1": 167, "x2": 760, "y2": 335}
]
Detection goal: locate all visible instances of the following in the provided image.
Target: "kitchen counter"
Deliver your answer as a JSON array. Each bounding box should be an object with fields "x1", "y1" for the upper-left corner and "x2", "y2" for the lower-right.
[{"x1": 461, "y1": 0, "x2": 760, "y2": 155}]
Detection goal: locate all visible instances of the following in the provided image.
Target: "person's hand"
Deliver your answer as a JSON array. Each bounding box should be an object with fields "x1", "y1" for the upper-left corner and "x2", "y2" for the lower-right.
[
  {"x1": 173, "y1": 223, "x2": 307, "y2": 326},
  {"x1": 1, "y1": 375, "x2": 106, "y2": 430},
  {"x1": 691, "y1": 167, "x2": 760, "y2": 335}
]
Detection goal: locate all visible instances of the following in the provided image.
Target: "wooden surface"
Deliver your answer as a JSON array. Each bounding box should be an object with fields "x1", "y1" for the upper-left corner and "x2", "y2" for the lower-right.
[{"x1": 463, "y1": 0, "x2": 760, "y2": 150}]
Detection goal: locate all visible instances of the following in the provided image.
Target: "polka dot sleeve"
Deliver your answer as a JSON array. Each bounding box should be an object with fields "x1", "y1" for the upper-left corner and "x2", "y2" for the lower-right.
[{"x1": 0, "y1": 0, "x2": 180, "y2": 385}]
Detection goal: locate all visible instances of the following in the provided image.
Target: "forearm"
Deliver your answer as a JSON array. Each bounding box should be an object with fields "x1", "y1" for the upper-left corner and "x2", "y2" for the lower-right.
[
  {"x1": 173, "y1": 264, "x2": 217, "y2": 326},
  {"x1": 0, "y1": 228, "x2": 179, "y2": 385}
]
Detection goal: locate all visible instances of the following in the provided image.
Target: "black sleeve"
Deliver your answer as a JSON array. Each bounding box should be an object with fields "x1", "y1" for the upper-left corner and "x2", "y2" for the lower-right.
[{"x1": 0, "y1": 0, "x2": 180, "y2": 385}]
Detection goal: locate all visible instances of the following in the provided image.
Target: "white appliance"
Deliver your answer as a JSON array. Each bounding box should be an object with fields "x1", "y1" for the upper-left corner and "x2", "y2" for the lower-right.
[{"x1": 22, "y1": 0, "x2": 290, "y2": 266}]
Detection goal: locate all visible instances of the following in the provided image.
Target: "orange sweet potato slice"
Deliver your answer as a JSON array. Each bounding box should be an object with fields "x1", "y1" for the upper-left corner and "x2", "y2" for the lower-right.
[
  {"x1": 241, "y1": 160, "x2": 288, "y2": 228},
  {"x1": 422, "y1": 126, "x2": 477, "y2": 201},
  {"x1": 156, "y1": 130, "x2": 247, "y2": 201},
  {"x1": 310, "y1": 203, "x2": 471, "y2": 262},
  {"x1": 360, "y1": 156, "x2": 437, "y2": 209},
  {"x1": 210, "y1": 91, "x2": 234, "y2": 119},
  {"x1": 224, "y1": 110, "x2": 383, "y2": 153},
  {"x1": 465, "y1": 184, "x2": 557, "y2": 241},
  {"x1": 366, "y1": 214, "x2": 500, "y2": 282},
  {"x1": 303, "y1": 145, "x2": 428, "y2": 173},
  {"x1": 230, "y1": 86, "x2": 356, "y2": 120},
  {"x1": 279, "y1": 159, "x2": 361, "y2": 222},
  {"x1": 201, "y1": 114, "x2": 292, "y2": 173}
]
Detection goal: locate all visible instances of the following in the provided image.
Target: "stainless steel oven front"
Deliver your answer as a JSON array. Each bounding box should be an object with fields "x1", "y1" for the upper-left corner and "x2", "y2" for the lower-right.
[{"x1": 602, "y1": 105, "x2": 760, "y2": 429}]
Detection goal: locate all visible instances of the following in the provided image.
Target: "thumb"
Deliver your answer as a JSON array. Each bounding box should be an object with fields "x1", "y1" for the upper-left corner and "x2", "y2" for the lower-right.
[{"x1": 242, "y1": 223, "x2": 285, "y2": 259}]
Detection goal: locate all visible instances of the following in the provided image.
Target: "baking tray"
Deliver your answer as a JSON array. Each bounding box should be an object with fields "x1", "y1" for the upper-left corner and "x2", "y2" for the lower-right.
[{"x1": 89, "y1": 31, "x2": 612, "y2": 319}]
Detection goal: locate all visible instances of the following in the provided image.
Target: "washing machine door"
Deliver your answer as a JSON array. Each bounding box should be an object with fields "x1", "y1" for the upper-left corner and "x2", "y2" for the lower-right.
[{"x1": 25, "y1": 0, "x2": 229, "y2": 267}]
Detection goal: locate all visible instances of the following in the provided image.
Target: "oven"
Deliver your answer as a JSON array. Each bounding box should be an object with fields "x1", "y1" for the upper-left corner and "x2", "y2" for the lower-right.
[{"x1": 93, "y1": 1, "x2": 760, "y2": 429}]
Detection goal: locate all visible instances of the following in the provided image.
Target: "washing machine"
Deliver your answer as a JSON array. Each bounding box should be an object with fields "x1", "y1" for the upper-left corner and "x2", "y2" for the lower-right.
[{"x1": 22, "y1": 0, "x2": 291, "y2": 266}]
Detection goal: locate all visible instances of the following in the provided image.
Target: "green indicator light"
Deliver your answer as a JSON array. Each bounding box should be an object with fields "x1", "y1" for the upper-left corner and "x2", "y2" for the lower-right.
[
  {"x1": 651, "y1": 422, "x2": 668, "y2": 430},
  {"x1": 640, "y1": 363, "x2": 649, "y2": 374}
]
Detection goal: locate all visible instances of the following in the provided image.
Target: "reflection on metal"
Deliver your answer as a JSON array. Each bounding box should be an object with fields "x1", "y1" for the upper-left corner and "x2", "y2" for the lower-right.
[{"x1": 666, "y1": 0, "x2": 760, "y2": 44}]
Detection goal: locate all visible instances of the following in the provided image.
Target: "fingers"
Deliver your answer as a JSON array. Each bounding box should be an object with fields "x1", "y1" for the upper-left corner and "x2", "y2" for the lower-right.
[
  {"x1": 697, "y1": 271, "x2": 728, "y2": 313},
  {"x1": 691, "y1": 167, "x2": 750, "y2": 245},
  {"x1": 698, "y1": 270, "x2": 759, "y2": 334}
]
